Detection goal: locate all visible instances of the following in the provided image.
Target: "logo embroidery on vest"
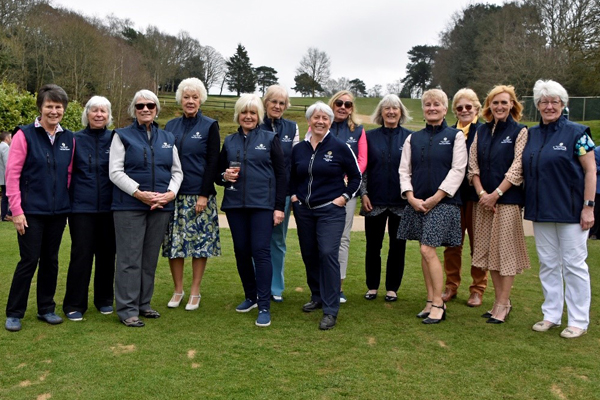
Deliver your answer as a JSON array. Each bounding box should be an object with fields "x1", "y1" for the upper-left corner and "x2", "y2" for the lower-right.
[
  {"x1": 191, "y1": 132, "x2": 202, "y2": 139},
  {"x1": 438, "y1": 137, "x2": 451, "y2": 145},
  {"x1": 162, "y1": 142, "x2": 173, "y2": 149},
  {"x1": 59, "y1": 143, "x2": 71, "y2": 151},
  {"x1": 501, "y1": 136, "x2": 513, "y2": 144},
  {"x1": 346, "y1": 136, "x2": 357, "y2": 144},
  {"x1": 281, "y1": 135, "x2": 292, "y2": 143},
  {"x1": 255, "y1": 144, "x2": 267, "y2": 150},
  {"x1": 323, "y1": 151, "x2": 333, "y2": 162},
  {"x1": 553, "y1": 142, "x2": 567, "y2": 151}
]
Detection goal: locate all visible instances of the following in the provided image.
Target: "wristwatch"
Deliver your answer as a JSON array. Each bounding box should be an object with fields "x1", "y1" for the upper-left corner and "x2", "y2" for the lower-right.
[
  {"x1": 495, "y1": 188, "x2": 504, "y2": 197},
  {"x1": 342, "y1": 193, "x2": 351, "y2": 203},
  {"x1": 583, "y1": 200, "x2": 595, "y2": 207}
]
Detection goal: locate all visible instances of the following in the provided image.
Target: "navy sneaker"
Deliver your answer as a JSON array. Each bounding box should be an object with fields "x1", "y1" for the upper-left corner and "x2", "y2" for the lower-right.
[
  {"x1": 66, "y1": 311, "x2": 83, "y2": 321},
  {"x1": 37, "y1": 312, "x2": 63, "y2": 325},
  {"x1": 5, "y1": 317, "x2": 21, "y2": 332},
  {"x1": 236, "y1": 298, "x2": 257, "y2": 313},
  {"x1": 340, "y1": 292, "x2": 347, "y2": 304},
  {"x1": 98, "y1": 306, "x2": 113, "y2": 315},
  {"x1": 255, "y1": 309, "x2": 271, "y2": 327}
]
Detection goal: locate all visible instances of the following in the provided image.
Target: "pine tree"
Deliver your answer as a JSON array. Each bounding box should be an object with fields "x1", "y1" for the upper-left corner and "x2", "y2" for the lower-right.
[{"x1": 225, "y1": 44, "x2": 256, "y2": 96}]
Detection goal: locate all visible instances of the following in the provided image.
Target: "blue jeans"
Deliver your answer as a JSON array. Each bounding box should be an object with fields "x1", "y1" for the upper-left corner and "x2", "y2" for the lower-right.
[
  {"x1": 226, "y1": 208, "x2": 274, "y2": 310},
  {"x1": 270, "y1": 197, "x2": 291, "y2": 296},
  {"x1": 293, "y1": 202, "x2": 345, "y2": 317}
]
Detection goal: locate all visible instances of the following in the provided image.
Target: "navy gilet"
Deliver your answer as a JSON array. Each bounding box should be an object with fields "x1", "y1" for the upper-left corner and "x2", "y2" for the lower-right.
[{"x1": 330, "y1": 120, "x2": 363, "y2": 157}]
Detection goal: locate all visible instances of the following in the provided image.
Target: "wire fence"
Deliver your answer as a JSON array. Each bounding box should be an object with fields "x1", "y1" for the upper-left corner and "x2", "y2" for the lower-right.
[
  {"x1": 522, "y1": 96, "x2": 600, "y2": 121},
  {"x1": 200, "y1": 100, "x2": 310, "y2": 113}
]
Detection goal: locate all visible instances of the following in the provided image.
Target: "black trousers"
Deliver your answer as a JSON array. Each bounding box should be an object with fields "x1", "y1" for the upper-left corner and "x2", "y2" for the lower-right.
[
  {"x1": 6, "y1": 214, "x2": 67, "y2": 318},
  {"x1": 63, "y1": 213, "x2": 116, "y2": 314},
  {"x1": 1, "y1": 185, "x2": 10, "y2": 220},
  {"x1": 364, "y1": 210, "x2": 406, "y2": 292},
  {"x1": 590, "y1": 193, "x2": 600, "y2": 237}
]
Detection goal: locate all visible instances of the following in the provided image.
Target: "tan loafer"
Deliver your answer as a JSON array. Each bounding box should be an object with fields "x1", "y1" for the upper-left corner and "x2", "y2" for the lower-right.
[
  {"x1": 560, "y1": 327, "x2": 587, "y2": 339},
  {"x1": 532, "y1": 320, "x2": 560, "y2": 332}
]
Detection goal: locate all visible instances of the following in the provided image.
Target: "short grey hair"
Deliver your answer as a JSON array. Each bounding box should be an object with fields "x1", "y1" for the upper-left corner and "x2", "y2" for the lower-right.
[
  {"x1": 233, "y1": 94, "x2": 265, "y2": 125},
  {"x1": 533, "y1": 79, "x2": 568, "y2": 106},
  {"x1": 82, "y1": 95, "x2": 113, "y2": 127},
  {"x1": 263, "y1": 85, "x2": 291, "y2": 110},
  {"x1": 128, "y1": 89, "x2": 160, "y2": 118},
  {"x1": 305, "y1": 101, "x2": 334, "y2": 122},
  {"x1": 175, "y1": 77, "x2": 208, "y2": 104},
  {"x1": 371, "y1": 94, "x2": 412, "y2": 126}
]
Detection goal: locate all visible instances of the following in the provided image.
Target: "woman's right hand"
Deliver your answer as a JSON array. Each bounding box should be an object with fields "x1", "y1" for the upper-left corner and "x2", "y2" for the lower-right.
[
  {"x1": 361, "y1": 195, "x2": 373, "y2": 212},
  {"x1": 224, "y1": 168, "x2": 239, "y2": 183},
  {"x1": 408, "y1": 196, "x2": 428, "y2": 213},
  {"x1": 12, "y1": 214, "x2": 28, "y2": 235},
  {"x1": 134, "y1": 190, "x2": 159, "y2": 207}
]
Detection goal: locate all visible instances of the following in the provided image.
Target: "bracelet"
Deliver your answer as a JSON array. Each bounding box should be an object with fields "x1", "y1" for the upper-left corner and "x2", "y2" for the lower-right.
[{"x1": 478, "y1": 190, "x2": 486, "y2": 198}]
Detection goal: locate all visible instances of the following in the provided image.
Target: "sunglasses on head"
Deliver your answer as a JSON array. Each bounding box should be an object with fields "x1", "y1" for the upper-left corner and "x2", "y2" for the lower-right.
[
  {"x1": 334, "y1": 100, "x2": 353, "y2": 108},
  {"x1": 135, "y1": 103, "x2": 157, "y2": 110},
  {"x1": 456, "y1": 104, "x2": 473, "y2": 112}
]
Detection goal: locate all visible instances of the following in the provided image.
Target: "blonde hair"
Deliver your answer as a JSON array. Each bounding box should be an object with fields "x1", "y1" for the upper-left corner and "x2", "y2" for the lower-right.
[
  {"x1": 421, "y1": 89, "x2": 448, "y2": 110},
  {"x1": 328, "y1": 90, "x2": 360, "y2": 132},
  {"x1": 481, "y1": 85, "x2": 523, "y2": 122},
  {"x1": 233, "y1": 94, "x2": 265, "y2": 125},
  {"x1": 451, "y1": 88, "x2": 481, "y2": 118}
]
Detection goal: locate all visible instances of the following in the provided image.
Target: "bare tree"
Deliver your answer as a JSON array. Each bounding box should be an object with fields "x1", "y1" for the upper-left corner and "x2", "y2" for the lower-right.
[
  {"x1": 368, "y1": 84, "x2": 382, "y2": 98},
  {"x1": 200, "y1": 45, "x2": 226, "y2": 93},
  {"x1": 296, "y1": 47, "x2": 331, "y2": 97}
]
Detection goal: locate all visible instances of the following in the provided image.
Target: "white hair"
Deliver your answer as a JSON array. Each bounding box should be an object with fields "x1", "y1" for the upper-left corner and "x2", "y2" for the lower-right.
[
  {"x1": 533, "y1": 79, "x2": 569, "y2": 106},
  {"x1": 371, "y1": 94, "x2": 412, "y2": 126},
  {"x1": 81, "y1": 96, "x2": 113, "y2": 127},
  {"x1": 175, "y1": 78, "x2": 208, "y2": 104},
  {"x1": 128, "y1": 89, "x2": 160, "y2": 118},
  {"x1": 306, "y1": 101, "x2": 334, "y2": 122}
]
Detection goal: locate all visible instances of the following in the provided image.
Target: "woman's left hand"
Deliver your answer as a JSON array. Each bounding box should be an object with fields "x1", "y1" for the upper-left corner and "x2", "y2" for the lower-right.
[
  {"x1": 195, "y1": 196, "x2": 208, "y2": 214},
  {"x1": 273, "y1": 210, "x2": 285, "y2": 226},
  {"x1": 478, "y1": 192, "x2": 498, "y2": 212},
  {"x1": 581, "y1": 207, "x2": 594, "y2": 230},
  {"x1": 150, "y1": 191, "x2": 175, "y2": 210}
]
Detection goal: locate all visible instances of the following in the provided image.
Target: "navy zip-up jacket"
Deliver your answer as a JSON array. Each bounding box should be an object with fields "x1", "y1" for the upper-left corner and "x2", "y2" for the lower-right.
[
  {"x1": 523, "y1": 116, "x2": 590, "y2": 223},
  {"x1": 364, "y1": 125, "x2": 412, "y2": 207},
  {"x1": 408, "y1": 120, "x2": 463, "y2": 206},
  {"x1": 453, "y1": 121, "x2": 480, "y2": 203},
  {"x1": 290, "y1": 132, "x2": 361, "y2": 209},
  {"x1": 111, "y1": 121, "x2": 175, "y2": 211},
  {"x1": 260, "y1": 117, "x2": 297, "y2": 193},
  {"x1": 70, "y1": 126, "x2": 113, "y2": 213},
  {"x1": 165, "y1": 113, "x2": 219, "y2": 196},
  {"x1": 476, "y1": 115, "x2": 526, "y2": 206},
  {"x1": 17, "y1": 122, "x2": 73, "y2": 215},
  {"x1": 217, "y1": 126, "x2": 286, "y2": 211}
]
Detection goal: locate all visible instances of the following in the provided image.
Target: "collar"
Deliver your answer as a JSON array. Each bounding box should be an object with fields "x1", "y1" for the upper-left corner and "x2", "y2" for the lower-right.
[{"x1": 35, "y1": 117, "x2": 64, "y2": 135}]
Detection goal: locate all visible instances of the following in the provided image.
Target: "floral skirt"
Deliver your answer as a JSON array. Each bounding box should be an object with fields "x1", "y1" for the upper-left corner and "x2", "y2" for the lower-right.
[
  {"x1": 162, "y1": 194, "x2": 221, "y2": 259},
  {"x1": 397, "y1": 203, "x2": 462, "y2": 247}
]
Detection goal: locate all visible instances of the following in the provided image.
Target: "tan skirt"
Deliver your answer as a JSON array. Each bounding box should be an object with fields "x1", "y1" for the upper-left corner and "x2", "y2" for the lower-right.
[{"x1": 472, "y1": 203, "x2": 530, "y2": 276}]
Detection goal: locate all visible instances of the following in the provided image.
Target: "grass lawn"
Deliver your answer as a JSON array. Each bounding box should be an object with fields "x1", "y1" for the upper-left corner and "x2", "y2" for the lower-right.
[{"x1": 0, "y1": 221, "x2": 599, "y2": 399}]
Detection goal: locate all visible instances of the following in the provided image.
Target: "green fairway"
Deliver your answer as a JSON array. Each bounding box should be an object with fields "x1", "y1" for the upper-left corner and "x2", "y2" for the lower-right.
[{"x1": 0, "y1": 221, "x2": 598, "y2": 399}]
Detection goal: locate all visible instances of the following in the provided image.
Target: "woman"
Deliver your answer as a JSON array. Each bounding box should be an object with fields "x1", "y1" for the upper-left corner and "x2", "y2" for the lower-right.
[
  {"x1": 259, "y1": 85, "x2": 299, "y2": 303},
  {"x1": 218, "y1": 94, "x2": 286, "y2": 328},
  {"x1": 590, "y1": 146, "x2": 600, "y2": 240},
  {"x1": 328, "y1": 90, "x2": 367, "y2": 303},
  {"x1": 0, "y1": 131, "x2": 12, "y2": 222},
  {"x1": 109, "y1": 89, "x2": 183, "y2": 327},
  {"x1": 361, "y1": 95, "x2": 412, "y2": 302},
  {"x1": 523, "y1": 79, "x2": 595, "y2": 339},
  {"x1": 468, "y1": 85, "x2": 530, "y2": 324},
  {"x1": 63, "y1": 96, "x2": 116, "y2": 321},
  {"x1": 442, "y1": 89, "x2": 488, "y2": 307},
  {"x1": 162, "y1": 78, "x2": 221, "y2": 311},
  {"x1": 4, "y1": 84, "x2": 74, "y2": 332},
  {"x1": 291, "y1": 101, "x2": 361, "y2": 330},
  {"x1": 398, "y1": 89, "x2": 467, "y2": 324}
]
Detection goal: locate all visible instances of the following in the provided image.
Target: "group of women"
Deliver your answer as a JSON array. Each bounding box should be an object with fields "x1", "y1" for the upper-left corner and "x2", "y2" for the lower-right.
[{"x1": 3, "y1": 79, "x2": 595, "y2": 337}]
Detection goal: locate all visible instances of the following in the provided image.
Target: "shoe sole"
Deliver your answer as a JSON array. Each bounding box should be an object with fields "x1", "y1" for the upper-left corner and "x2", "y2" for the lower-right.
[
  {"x1": 236, "y1": 303, "x2": 258, "y2": 313},
  {"x1": 319, "y1": 324, "x2": 336, "y2": 330},
  {"x1": 339, "y1": 298, "x2": 347, "y2": 304},
  {"x1": 67, "y1": 317, "x2": 83, "y2": 321},
  {"x1": 100, "y1": 311, "x2": 113, "y2": 315},
  {"x1": 5, "y1": 324, "x2": 21, "y2": 332},
  {"x1": 255, "y1": 320, "x2": 271, "y2": 327}
]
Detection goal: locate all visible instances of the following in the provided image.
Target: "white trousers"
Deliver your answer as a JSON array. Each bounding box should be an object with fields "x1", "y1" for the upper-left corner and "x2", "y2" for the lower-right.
[
  {"x1": 339, "y1": 197, "x2": 357, "y2": 280},
  {"x1": 533, "y1": 222, "x2": 591, "y2": 330}
]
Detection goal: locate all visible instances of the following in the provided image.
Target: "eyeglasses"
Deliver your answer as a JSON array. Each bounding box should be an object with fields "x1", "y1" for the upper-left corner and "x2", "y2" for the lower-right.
[
  {"x1": 334, "y1": 100, "x2": 353, "y2": 108},
  {"x1": 539, "y1": 100, "x2": 561, "y2": 107},
  {"x1": 135, "y1": 103, "x2": 157, "y2": 110},
  {"x1": 456, "y1": 104, "x2": 473, "y2": 112}
]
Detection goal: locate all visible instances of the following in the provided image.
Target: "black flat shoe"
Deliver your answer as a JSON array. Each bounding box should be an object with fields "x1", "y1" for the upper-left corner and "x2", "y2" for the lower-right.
[
  {"x1": 486, "y1": 303, "x2": 511, "y2": 324},
  {"x1": 302, "y1": 301, "x2": 322, "y2": 313},
  {"x1": 422, "y1": 304, "x2": 446, "y2": 324},
  {"x1": 416, "y1": 300, "x2": 432, "y2": 318},
  {"x1": 364, "y1": 292, "x2": 377, "y2": 300},
  {"x1": 140, "y1": 309, "x2": 161, "y2": 319},
  {"x1": 384, "y1": 293, "x2": 398, "y2": 302},
  {"x1": 319, "y1": 314, "x2": 337, "y2": 330},
  {"x1": 122, "y1": 317, "x2": 145, "y2": 327}
]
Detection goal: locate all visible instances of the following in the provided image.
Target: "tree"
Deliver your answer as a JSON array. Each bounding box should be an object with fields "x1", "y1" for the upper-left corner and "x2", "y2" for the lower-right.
[
  {"x1": 349, "y1": 78, "x2": 367, "y2": 97},
  {"x1": 401, "y1": 45, "x2": 440, "y2": 98},
  {"x1": 254, "y1": 66, "x2": 278, "y2": 95},
  {"x1": 386, "y1": 79, "x2": 403, "y2": 96},
  {"x1": 368, "y1": 84, "x2": 382, "y2": 98},
  {"x1": 296, "y1": 47, "x2": 330, "y2": 97},
  {"x1": 200, "y1": 45, "x2": 226, "y2": 93},
  {"x1": 322, "y1": 77, "x2": 350, "y2": 97},
  {"x1": 225, "y1": 44, "x2": 256, "y2": 96},
  {"x1": 293, "y1": 73, "x2": 322, "y2": 97}
]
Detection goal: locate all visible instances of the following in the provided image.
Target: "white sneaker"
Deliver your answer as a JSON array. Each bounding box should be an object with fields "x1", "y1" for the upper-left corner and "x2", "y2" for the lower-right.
[{"x1": 532, "y1": 320, "x2": 560, "y2": 332}]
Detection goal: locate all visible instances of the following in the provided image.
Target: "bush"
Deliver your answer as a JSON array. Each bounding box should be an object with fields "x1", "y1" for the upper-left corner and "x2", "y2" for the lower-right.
[{"x1": 0, "y1": 81, "x2": 84, "y2": 132}]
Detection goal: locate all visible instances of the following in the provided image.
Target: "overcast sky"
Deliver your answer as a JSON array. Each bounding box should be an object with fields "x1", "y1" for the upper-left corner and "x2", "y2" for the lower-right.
[{"x1": 51, "y1": 0, "x2": 506, "y2": 95}]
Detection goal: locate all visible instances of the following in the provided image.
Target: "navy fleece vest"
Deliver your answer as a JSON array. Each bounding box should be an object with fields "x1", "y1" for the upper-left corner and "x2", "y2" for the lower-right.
[
  {"x1": 365, "y1": 125, "x2": 412, "y2": 207},
  {"x1": 523, "y1": 116, "x2": 589, "y2": 223},
  {"x1": 18, "y1": 123, "x2": 73, "y2": 215},
  {"x1": 453, "y1": 121, "x2": 480, "y2": 203},
  {"x1": 476, "y1": 115, "x2": 525, "y2": 205},
  {"x1": 111, "y1": 122, "x2": 175, "y2": 211},
  {"x1": 166, "y1": 114, "x2": 216, "y2": 195},
  {"x1": 220, "y1": 127, "x2": 277, "y2": 210},
  {"x1": 260, "y1": 117, "x2": 296, "y2": 188},
  {"x1": 330, "y1": 120, "x2": 363, "y2": 157},
  {"x1": 70, "y1": 127, "x2": 113, "y2": 213},
  {"x1": 409, "y1": 121, "x2": 461, "y2": 206}
]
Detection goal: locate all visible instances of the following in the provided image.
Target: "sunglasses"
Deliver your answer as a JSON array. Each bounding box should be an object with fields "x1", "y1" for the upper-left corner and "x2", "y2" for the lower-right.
[
  {"x1": 135, "y1": 103, "x2": 157, "y2": 110},
  {"x1": 456, "y1": 104, "x2": 473, "y2": 112},
  {"x1": 334, "y1": 100, "x2": 353, "y2": 108}
]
